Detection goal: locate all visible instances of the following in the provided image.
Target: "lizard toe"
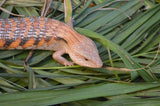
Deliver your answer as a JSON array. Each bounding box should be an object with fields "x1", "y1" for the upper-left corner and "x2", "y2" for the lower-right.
[{"x1": 64, "y1": 61, "x2": 74, "y2": 66}]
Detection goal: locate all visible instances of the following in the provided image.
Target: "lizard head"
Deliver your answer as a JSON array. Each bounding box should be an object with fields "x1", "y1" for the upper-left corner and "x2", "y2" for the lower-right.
[
  {"x1": 67, "y1": 35, "x2": 103, "y2": 68},
  {"x1": 56, "y1": 25, "x2": 102, "y2": 68}
]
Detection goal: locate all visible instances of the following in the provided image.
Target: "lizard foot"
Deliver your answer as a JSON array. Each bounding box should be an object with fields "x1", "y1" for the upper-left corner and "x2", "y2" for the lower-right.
[{"x1": 64, "y1": 61, "x2": 74, "y2": 66}]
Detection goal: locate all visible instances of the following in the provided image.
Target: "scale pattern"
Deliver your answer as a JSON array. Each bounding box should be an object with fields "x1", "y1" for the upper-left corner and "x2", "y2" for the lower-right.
[{"x1": 0, "y1": 17, "x2": 66, "y2": 50}]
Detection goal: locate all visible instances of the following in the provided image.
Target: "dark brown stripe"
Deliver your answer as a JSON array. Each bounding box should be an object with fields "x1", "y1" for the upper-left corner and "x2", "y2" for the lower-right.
[
  {"x1": 4, "y1": 38, "x2": 15, "y2": 48},
  {"x1": 19, "y1": 37, "x2": 29, "y2": 46},
  {"x1": 34, "y1": 37, "x2": 41, "y2": 45}
]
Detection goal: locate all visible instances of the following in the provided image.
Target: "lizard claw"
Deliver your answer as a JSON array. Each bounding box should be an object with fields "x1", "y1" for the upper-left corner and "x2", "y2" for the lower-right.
[{"x1": 64, "y1": 61, "x2": 74, "y2": 66}]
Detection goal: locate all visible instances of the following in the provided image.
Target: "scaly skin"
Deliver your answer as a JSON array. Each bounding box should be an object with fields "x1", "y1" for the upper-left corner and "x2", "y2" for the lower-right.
[{"x1": 0, "y1": 17, "x2": 102, "y2": 68}]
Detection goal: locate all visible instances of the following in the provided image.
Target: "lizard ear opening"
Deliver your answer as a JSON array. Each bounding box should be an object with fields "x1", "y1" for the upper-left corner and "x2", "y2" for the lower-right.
[{"x1": 54, "y1": 36, "x2": 68, "y2": 44}]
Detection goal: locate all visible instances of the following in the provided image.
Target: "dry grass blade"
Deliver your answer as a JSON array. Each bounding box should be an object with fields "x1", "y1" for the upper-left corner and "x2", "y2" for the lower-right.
[
  {"x1": 64, "y1": 0, "x2": 73, "y2": 26},
  {"x1": 41, "y1": 0, "x2": 52, "y2": 17},
  {"x1": 0, "y1": 6, "x2": 24, "y2": 16},
  {"x1": 0, "y1": 0, "x2": 43, "y2": 6},
  {"x1": 0, "y1": 0, "x2": 6, "y2": 6}
]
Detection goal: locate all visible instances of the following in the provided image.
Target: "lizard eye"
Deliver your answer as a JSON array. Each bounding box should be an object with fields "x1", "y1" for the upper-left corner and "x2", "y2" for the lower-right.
[{"x1": 84, "y1": 58, "x2": 89, "y2": 61}]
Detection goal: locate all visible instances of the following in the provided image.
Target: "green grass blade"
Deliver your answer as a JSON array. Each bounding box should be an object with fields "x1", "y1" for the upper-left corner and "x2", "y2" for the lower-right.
[
  {"x1": 0, "y1": 83, "x2": 159, "y2": 106},
  {"x1": 75, "y1": 27, "x2": 157, "y2": 81},
  {"x1": 15, "y1": 7, "x2": 40, "y2": 17},
  {"x1": 0, "y1": 5, "x2": 13, "y2": 18}
]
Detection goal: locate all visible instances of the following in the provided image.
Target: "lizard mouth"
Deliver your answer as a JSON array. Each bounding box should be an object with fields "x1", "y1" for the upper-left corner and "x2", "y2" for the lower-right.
[
  {"x1": 86, "y1": 61, "x2": 103, "y2": 68},
  {"x1": 80, "y1": 62, "x2": 103, "y2": 68},
  {"x1": 95, "y1": 62, "x2": 103, "y2": 68},
  {"x1": 72, "y1": 56, "x2": 103, "y2": 68}
]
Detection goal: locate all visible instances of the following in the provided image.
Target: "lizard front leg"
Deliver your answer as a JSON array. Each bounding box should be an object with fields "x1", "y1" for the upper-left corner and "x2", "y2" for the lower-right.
[{"x1": 52, "y1": 50, "x2": 74, "y2": 66}]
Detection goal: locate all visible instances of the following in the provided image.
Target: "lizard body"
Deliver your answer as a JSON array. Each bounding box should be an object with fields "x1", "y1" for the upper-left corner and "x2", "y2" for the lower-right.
[{"x1": 0, "y1": 17, "x2": 102, "y2": 68}]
